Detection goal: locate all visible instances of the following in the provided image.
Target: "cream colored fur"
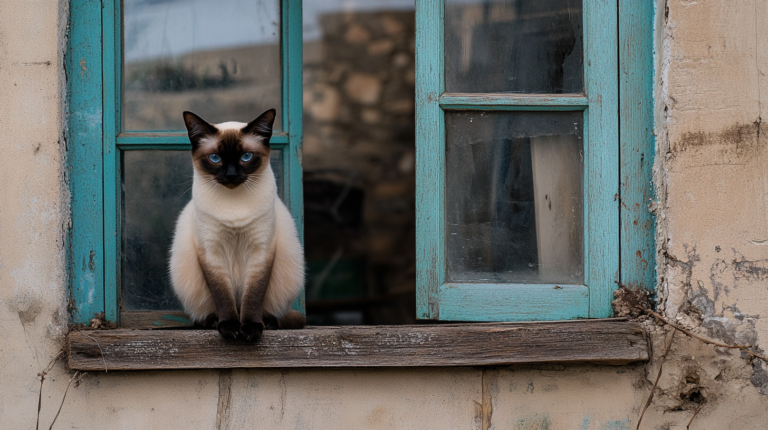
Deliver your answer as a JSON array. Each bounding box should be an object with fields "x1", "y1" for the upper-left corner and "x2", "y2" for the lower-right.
[{"x1": 169, "y1": 121, "x2": 304, "y2": 324}]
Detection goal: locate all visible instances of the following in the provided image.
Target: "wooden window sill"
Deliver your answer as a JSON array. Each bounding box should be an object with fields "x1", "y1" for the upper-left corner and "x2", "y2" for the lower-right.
[{"x1": 66, "y1": 319, "x2": 648, "y2": 371}]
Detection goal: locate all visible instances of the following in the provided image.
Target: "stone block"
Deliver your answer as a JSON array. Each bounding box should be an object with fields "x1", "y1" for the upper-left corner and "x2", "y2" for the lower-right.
[
  {"x1": 384, "y1": 99, "x2": 414, "y2": 114},
  {"x1": 305, "y1": 83, "x2": 341, "y2": 122},
  {"x1": 344, "y1": 23, "x2": 370, "y2": 44},
  {"x1": 361, "y1": 108, "x2": 381, "y2": 124},
  {"x1": 345, "y1": 73, "x2": 382, "y2": 105},
  {"x1": 368, "y1": 39, "x2": 395, "y2": 56},
  {"x1": 381, "y1": 14, "x2": 405, "y2": 35}
]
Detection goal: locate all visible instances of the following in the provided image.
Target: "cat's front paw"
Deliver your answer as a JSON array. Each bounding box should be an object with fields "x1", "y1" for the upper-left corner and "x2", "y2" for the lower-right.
[
  {"x1": 216, "y1": 319, "x2": 241, "y2": 340},
  {"x1": 263, "y1": 315, "x2": 279, "y2": 330},
  {"x1": 195, "y1": 313, "x2": 218, "y2": 329},
  {"x1": 240, "y1": 320, "x2": 265, "y2": 342}
]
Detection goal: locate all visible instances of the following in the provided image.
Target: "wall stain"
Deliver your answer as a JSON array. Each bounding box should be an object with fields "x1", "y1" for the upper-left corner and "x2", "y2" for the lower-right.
[
  {"x1": 580, "y1": 416, "x2": 590, "y2": 430},
  {"x1": 673, "y1": 122, "x2": 762, "y2": 153},
  {"x1": 664, "y1": 243, "x2": 700, "y2": 319},
  {"x1": 525, "y1": 382, "x2": 534, "y2": 394},
  {"x1": 16, "y1": 298, "x2": 43, "y2": 326},
  {"x1": 666, "y1": 247, "x2": 768, "y2": 399},
  {"x1": 750, "y1": 360, "x2": 768, "y2": 395},
  {"x1": 515, "y1": 414, "x2": 551, "y2": 430},
  {"x1": 279, "y1": 370, "x2": 288, "y2": 421},
  {"x1": 366, "y1": 406, "x2": 395, "y2": 428},
  {"x1": 215, "y1": 369, "x2": 232, "y2": 430},
  {"x1": 481, "y1": 369, "x2": 495, "y2": 430},
  {"x1": 732, "y1": 258, "x2": 768, "y2": 282},
  {"x1": 473, "y1": 400, "x2": 484, "y2": 429},
  {"x1": 599, "y1": 418, "x2": 630, "y2": 430}
]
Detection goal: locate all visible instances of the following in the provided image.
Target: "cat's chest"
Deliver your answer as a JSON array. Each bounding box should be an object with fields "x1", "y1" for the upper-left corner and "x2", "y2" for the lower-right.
[
  {"x1": 198, "y1": 213, "x2": 274, "y2": 253},
  {"x1": 191, "y1": 179, "x2": 277, "y2": 255},
  {"x1": 199, "y1": 201, "x2": 266, "y2": 229}
]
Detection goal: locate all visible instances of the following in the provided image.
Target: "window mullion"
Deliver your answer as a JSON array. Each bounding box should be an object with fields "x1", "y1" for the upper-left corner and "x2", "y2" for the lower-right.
[
  {"x1": 415, "y1": 0, "x2": 445, "y2": 321},
  {"x1": 103, "y1": 0, "x2": 120, "y2": 323},
  {"x1": 439, "y1": 93, "x2": 588, "y2": 111},
  {"x1": 584, "y1": 0, "x2": 620, "y2": 318},
  {"x1": 115, "y1": 133, "x2": 291, "y2": 150}
]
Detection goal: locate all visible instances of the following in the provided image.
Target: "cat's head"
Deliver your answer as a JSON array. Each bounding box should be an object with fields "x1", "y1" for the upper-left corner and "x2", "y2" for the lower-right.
[{"x1": 182, "y1": 109, "x2": 276, "y2": 189}]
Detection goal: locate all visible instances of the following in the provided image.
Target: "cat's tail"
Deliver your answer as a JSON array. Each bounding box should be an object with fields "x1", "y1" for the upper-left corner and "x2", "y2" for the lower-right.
[{"x1": 278, "y1": 310, "x2": 306, "y2": 329}]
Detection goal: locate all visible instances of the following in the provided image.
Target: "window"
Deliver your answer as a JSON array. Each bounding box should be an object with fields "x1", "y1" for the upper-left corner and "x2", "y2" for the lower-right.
[
  {"x1": 67, "y1": 0, "x2": 654, "y2": 327},
  {"x1": 67, "y1": 0, "x2": 304, "y2": 325},
  {"x1": 414, "y1": 0, "x2": 654, "y2": 322}
]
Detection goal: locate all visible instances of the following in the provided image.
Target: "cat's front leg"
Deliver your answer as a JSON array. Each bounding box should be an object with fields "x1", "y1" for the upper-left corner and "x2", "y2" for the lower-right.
[
  {"x1": 240, "y1": 264, "x2": 273, "y2": 342},
  {"x1": 198, "y1": 253, "x2": 240, "y2": 340}
]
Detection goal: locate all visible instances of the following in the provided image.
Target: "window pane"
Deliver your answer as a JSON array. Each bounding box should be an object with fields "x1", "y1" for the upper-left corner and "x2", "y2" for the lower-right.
[
  {"x1": 445, "y1": 111, "x2": 583, "y2": 284},
  {"x1": 122, "y1": 0, "x2": 281, "y2": 131},
  {"x1": 303, "y1": 0, "x2": 417, "y2": 325},
  {"x1": 121, "y1": 149, "x2": 284, "y2": 311},
  {"x1": 445, "y1": 0, "x2": 583, "y2": 94}
]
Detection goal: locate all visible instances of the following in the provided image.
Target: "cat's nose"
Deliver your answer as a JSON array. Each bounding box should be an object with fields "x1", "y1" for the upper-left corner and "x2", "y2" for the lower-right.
[{"x1": 226, "y1": 165, "x2": 237, "y2": 178}]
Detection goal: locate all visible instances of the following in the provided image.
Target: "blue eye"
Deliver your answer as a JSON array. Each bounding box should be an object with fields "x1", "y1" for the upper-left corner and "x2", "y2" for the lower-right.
[
  {"x1": 208, "y1": 154, "x2": 221, "y2": 163},
  {"x1": 241, "y1": 153, "x2": 254, "y2": 162}
]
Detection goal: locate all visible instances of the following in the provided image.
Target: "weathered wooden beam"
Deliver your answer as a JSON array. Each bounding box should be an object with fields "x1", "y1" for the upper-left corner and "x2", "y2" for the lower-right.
[{"x1": 66, "y1": 320, "x2": 648, "y2": 371}]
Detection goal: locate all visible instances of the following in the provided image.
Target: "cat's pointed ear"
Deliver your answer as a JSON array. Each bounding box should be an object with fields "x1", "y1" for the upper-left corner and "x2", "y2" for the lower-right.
[
  {"x1": 183, "y1": 111, "x2": 217, "y2": 149},
  {"x1": 242, "y1": 109, "x2": 276, "y2": 143}
]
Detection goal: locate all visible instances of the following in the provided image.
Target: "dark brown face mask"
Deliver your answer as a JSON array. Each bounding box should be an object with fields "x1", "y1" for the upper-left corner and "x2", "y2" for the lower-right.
[{"x1": 182, "y1": 109, "x2": 276, "y2": 189}]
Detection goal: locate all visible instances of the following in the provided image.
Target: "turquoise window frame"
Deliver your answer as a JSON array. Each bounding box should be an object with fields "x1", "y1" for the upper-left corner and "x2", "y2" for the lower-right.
[
  {"x1": 415, "y1": 0, "x2": 656, "y2": 321},
  {"x1": 67, "y1": 0, "x2": 653, "y2": 326},
  {"x1": 66, "y1": 0, "x2": 304, "y2": 325}
]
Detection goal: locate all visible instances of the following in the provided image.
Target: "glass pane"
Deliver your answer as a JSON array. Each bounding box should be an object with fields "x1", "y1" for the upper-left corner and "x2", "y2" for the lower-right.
[
  {"x1": 445, "y1": 111, "x2": 583, "y2": 284},
  {"x1": 303, "y1": 0, "x2": 418, "y2": 325},
  {"x1": 122, "y1": 0, "x2": 281, "y2": 131},
  {"x1": 445, "y1": 0, "x2": 583, "y2": 94},
  {"x1": 122, "y1": 149, "x2": 284, "y2": 311}
]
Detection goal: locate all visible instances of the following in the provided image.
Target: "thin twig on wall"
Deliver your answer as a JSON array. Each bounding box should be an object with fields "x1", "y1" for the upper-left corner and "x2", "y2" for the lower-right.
[
  {"x1": 36, "y1": 349, "x2": 64, "y2": 430},
  {"x1": 616, "y1": 282, "x2": 766, "y2": 429},
  {"x1": 635, "y1": 305, "x2": 768, "y2": 363},
  {"x1": 636, "y1": 329, "x2": 676, "y2": 430},
  {"x1": 687, "y1": 404, "x2": 703, "y2": 430},
  {"x1": 48, "y1": 371, "x2": 83, "y2": 430},
  {"x1": 615, "y1": 283, "x2": 768, "y2": 363}
]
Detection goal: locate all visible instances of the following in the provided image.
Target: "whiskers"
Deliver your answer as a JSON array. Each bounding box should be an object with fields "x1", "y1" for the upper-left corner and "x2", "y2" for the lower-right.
[
  {"x1": 242, "y1": 175, "x2": 271, "y2": 196},
  {"x1": 193, "y1": 174, "x2": 221, "y2": 195},
  {"x1": 174, "y1": 175, "x2": 196, "y2": 203}
]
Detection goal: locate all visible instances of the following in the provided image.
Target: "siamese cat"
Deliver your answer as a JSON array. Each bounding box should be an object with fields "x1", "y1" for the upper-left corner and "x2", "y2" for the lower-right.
[{"x1": 170, "y1": 109, "x2": 305, "y2": 342}]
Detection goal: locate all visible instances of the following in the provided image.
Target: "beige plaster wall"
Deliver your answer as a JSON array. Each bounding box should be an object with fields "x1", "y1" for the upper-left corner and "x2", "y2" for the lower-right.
[
  {"x1": 2, "y1": 0, "x2": 768, "y2": 429},
  {"x1": 0, "y1": 0, "x2": 71, "y2": 426},
  {"x1": 641, "y1": 0, "x2": 768, "y2": 427}
]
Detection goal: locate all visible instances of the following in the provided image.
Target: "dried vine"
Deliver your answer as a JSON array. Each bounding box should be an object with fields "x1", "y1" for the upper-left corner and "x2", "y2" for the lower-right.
[
  {"x1": 635, "y1": 305, "x2": 768, "y2": 363},
  {"x1": 48, "y1": 371, "x2": 83, "y2": 430},
  {"x1": 636, "y1": 329, "x2": 676, "y2": 430},
  {"x1": 616, "y1": 283, "x2": 768, "y2": 429},
  {"x1": 36, "y1": 349, "x2": 64, "y2": 430}
]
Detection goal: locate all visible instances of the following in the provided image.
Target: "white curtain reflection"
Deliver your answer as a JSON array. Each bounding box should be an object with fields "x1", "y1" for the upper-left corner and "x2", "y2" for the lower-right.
[{"x1": 530, "y1": 134, "x2": 583, "y2": 283}]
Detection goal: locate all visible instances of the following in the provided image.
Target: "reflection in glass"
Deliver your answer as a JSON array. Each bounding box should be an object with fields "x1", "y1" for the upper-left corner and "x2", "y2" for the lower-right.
[
  {"x1": 302, "y1": 0, "x2": 418, "y2": 325},
  {"x1": 121, "y1": 150, "x2": 284, "y2": 311},
  {"x1": 445, "y1": 111, "x2": 583, "y2": 284},
  {"x1": 445, "y1": 0, "x2": 583, "y2": 94},
  {"x1": 122, "y1": 0, "x2": 281, "y2": 131}
]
